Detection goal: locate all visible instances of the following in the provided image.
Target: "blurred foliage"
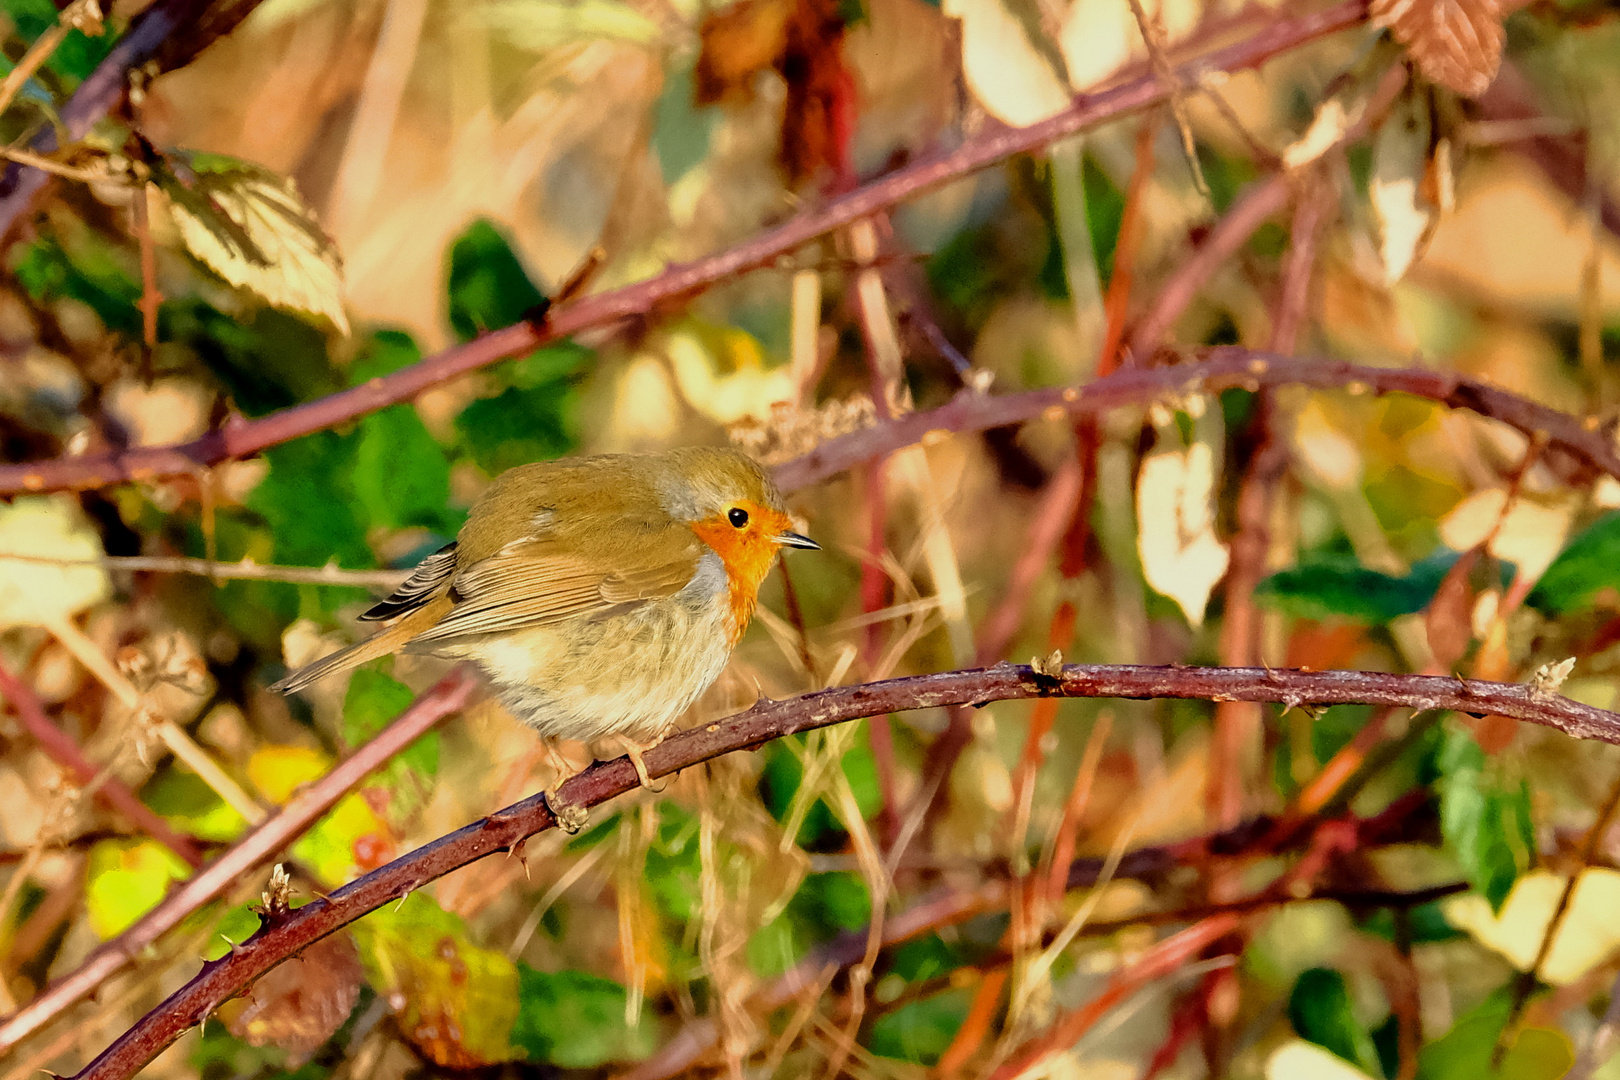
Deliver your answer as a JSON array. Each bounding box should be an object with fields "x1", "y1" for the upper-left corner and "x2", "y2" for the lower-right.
[{"x1": 4, "y1": 0, "x2": 1620, "y2": 1078}]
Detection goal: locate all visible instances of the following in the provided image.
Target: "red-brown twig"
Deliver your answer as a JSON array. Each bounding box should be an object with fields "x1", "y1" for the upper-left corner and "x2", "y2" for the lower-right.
[
  {"x1": 0, "y1": 661, "x2": 204, "y2": 867},
  {"x1": 0, "y1": 2, "x2": 1371, "y2": 498},
  {"x1": 1124, "y1": 64, "x2": 1405, "y2": 363},
  {"x1": 62, "y1": 661, "x2": 1620, "y2": 1080},
  {"x1": 774, "y1": 348, "x2": 1620, "y2": 493},
  {"x1": 0, "y1": 667, "x2": 476, "y2": 1056}
]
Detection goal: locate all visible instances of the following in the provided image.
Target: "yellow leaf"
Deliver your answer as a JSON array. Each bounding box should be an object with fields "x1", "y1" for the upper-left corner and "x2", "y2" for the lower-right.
[
  {"x1": 942, "y1": 0, "x2": 1072, "y2": 126},
  {"x1": 248, "y1": 745, "x2": 331, "y2": 804},
  {"x1": 1136, "y1": 411, "x2": 1229, "y2": 626},
  {"x1": 1371, "y1": 91, "x2": 1436, "y2": 285},
  {"x1": 0, "y1": 496, "x2": 109, "y2": 629},
  {"x1": 1438, "y1": 489, "x2": 1575, "y2": 582},
  {"x1": 1442, "y1": 868, "x2": 1620, "y2": 984},
  {"x1": 1266, "y1": 1040, "x2": 1378, "y2": 1080},
  {"x1": 154, "y1": 153, "x2": 349, "y2": 335}
]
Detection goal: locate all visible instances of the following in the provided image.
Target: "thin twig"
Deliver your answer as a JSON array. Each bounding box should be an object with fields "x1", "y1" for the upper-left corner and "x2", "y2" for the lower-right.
[
  {"x1": 0, "y1": 659, "x2": 204, "y2": 867},
  {"x1": 0, "y1": 551, "x2": 409, "y2": 588}
]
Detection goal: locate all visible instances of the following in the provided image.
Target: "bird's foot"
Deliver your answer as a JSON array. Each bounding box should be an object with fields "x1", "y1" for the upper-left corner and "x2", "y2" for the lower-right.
[
  {"x1": 620, "y1": 736, "x2": 667, "y2": 793},
  {"x1": 543, "y1": 789, "x2": 590, "y2": 834}
]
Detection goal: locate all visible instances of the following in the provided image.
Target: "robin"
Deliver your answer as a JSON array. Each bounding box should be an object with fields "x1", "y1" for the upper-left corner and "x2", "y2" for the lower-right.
[{"x1": 271, "y1": 446, "x2": 817, "y2": 829}]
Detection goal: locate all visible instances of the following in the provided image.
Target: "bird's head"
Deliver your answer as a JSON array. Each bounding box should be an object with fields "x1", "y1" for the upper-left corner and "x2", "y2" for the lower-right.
[{"x1": 664, "y1": 447, "x2": 817, "y2": 630}]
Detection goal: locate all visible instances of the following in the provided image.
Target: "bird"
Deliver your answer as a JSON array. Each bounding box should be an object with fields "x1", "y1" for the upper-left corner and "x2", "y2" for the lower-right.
[{"x1": 271, "y1": 445, "x2": 818, "y2": 830}]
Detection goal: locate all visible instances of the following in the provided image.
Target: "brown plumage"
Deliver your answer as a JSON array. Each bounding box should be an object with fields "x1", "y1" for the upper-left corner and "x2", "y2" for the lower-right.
[{"x1": 271, "y1": 447, "x2": 816, "y2": 826}]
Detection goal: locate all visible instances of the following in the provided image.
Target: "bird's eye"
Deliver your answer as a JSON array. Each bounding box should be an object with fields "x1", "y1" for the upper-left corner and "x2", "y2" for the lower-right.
[{"x1": 728, "y1": 507, "x2": 749, "y2": 528}]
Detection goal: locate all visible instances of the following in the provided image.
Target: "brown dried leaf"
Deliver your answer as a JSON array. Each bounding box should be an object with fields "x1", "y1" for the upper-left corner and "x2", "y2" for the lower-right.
[
  {"x1": 1371, "y1": 0, "x2": 1504, "y2": 97},
  {"x1": 1425, "y1": 546, "x2": 1479, "y2": 670},
  {"x1": 225, "y1": 931, "x2": 363, "y2": 1063}
]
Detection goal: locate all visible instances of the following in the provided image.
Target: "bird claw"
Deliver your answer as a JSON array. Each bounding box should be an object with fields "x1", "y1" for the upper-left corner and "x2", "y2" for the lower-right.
[{"x1": 543, "y1": 789, "x2": 589, "y2": 834}]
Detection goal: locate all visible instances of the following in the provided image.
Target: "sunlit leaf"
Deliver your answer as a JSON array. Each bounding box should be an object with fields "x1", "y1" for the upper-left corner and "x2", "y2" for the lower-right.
[
  {"x1": 512, "y1": 967, "x2": 658, "y2": 1067},
  {"x1": 153, "y1": 152, "x2": 349, "y2": 334},
  {"x1": 0, "y1": 495, "x2": 109, "y2": 629},
  {"x1": 1136, "y1": 413, "x2": 1229, "y2": 626},
  {"x1": 1439, "y1": 489, "x2": 1573, "y2": 585},
  {"x1": 1370, "y1": 89, "x2": 1436, "y2": 285},
  {"x1": 86, "y1": 839, "x2": 191, "y2": 939},
  {"x1": 354, "y1": 893, "x2": 522, "y2": 1068},
  {"x1": 942, "y1": 0, "x2": 1071, "y2": 126},
  {"x1": 1443, "y1": 868, "x2": 1620, "y2": 984},
  {"x1": 1530, "y1": 512, "x2": 1620, "y2": 614},
  {"x1": 1264, "y1": 1039, "x2": 1377, "y2": 1080}
]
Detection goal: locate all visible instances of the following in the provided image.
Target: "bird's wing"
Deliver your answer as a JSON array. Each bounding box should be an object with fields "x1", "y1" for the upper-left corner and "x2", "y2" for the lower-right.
[
  {"x1": 408, "y1": 531, "x2": 704, "y2": 644},
  {"x1": 358, "y1": 542, "x2": 460, "y2": 621}
]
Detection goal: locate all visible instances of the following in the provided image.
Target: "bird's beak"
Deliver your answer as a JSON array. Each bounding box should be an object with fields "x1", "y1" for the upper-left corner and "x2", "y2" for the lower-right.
[{"x1": 775, "y1": 531, "x2": 820, "y2": 550}]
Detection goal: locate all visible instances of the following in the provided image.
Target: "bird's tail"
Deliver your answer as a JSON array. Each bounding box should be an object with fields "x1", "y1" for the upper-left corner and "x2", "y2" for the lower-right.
[{"x1": 269, "y1": 598, "x2": 452, "y2": 694}]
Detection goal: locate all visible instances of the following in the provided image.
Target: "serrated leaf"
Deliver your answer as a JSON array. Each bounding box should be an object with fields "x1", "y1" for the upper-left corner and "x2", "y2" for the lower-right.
[
  {"x1": 512, "y1": 967, "x2": 657, "y2": 1067},
  {"x1": 1436, "y1": 727, "x2": 1534, "y2": 911},
  {"x1": 1371, "y1": 0, "x2": 1503, "y2": 97},
  {"x1": 1370, "y1": 89, "x2": 1436, "y2": 285},
  {"x1": 0, "y1": 495, "x2": 109, "y2": 629},
  {"x1": 154, "y1": 152, "x2": 348, "y2": 334}
]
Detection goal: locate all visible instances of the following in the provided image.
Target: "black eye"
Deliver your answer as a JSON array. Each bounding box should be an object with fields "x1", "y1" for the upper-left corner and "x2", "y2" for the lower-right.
[{"x1": 728, "y1": 507, "x2": 749, "y2": 528}]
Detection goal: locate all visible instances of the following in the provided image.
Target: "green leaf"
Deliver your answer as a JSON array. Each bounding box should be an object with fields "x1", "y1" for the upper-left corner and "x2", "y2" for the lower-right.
[
  {"x1": 445, "y1": 219, "x2": 547, "y2": 342},
  {"x1": 348, "y1": 329, "x2": 423, "y2": 383},
  {"x1": 247, "y1": 432, "x2": 374, "y2": 571},
  {"x1": 353, "y1": 406, "x2": 452, "y2": 531},
  {"x1": 1529, "y1": 512, "x2": 1620, "y2": 614},
  {"x1": 86, "y1": 839, "x2": 191, "y2": 939},
  {"x1": 1437, "y1": 728, "x2": 1535, "y2": 912},
  {"x1": 1, "y1": 0, "x2": 115, "y2": 83},
  {"x1": 342, "y1": 669, "x2": 438, "y2": 778},
  {"x1": 455, "y1": 383, "x2": 577, "y2": 476},
  {"x1": 354, "y1": 893, "x2": 521, "y2": 1066},
  {"x1": 512, "y1": 967, "x2": 656, "y2": 1067},
  {"x1": 1288, "y1": 968, "x2": 1382, "y2": 1076},
  {"x1": 10, "y1": 231, "x2": 140, "y2": 334},
  {"x1": 141, "y1": 767, "x2": 250, "y2": 844},
  {"x1": 1256, "y1": 550, "x2": 1462, "y2": 622},
  {"x1": 1418, "y1": 990, "x2": 1573, "y2": 1080},
  {"x1": 153, "y1": 152, "x2": 348, "y2": 334},
  {"x1": 868, "y1": 988, "x2": 974, "y2": 1064},
  {"x1": 165, "y1": 300, "x2": 340, "y2": 417}
]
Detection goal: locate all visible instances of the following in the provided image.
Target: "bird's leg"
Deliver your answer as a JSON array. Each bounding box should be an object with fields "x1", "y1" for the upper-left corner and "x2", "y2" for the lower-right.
[
  {"x1": 618, "y1": 734, "x2": 667, "y2": 793},
  {"x1": 542, "y1": 739, "x2": 590, "y2": 834}
]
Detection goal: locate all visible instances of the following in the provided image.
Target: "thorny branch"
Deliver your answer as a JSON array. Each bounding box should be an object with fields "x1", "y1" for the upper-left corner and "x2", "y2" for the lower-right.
[
  {"x1": 0, "y1": 669, "x2": 477, "y2": 1056},
  {"x1": 65, "y1": 661, "x2": 1620, "y2": 1080},
  {"x1": 0, "y1": 1, "x2": 1371, "y2": 497}
]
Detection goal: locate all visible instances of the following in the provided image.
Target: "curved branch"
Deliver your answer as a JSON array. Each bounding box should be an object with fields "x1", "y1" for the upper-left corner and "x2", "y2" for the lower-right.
[
  {"x1": 0, "y1": 668, "x2": 476, "y2": 1057},
  {"x1": 773, "y1": 347, "x2": 1620, "y2": 491},
  {"x1": 68, "y1": 661, "x2": 1620, "y2": 1080},
  {"x1": 0, "y1": 1, "x2": 1369, "y2": 497}
]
